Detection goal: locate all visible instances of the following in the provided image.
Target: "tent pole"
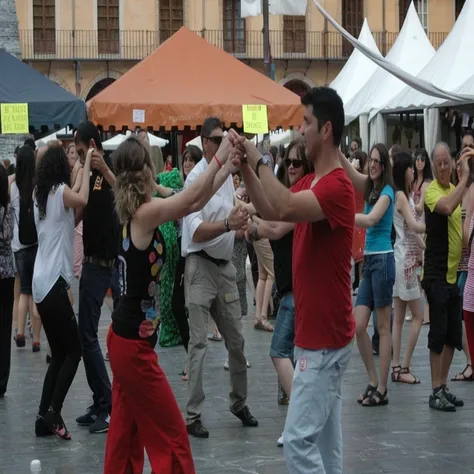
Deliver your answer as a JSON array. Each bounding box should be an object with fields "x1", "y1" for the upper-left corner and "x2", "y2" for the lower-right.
[{"x1": 263, "y1": 0, "x2": 272, "y2": 78}]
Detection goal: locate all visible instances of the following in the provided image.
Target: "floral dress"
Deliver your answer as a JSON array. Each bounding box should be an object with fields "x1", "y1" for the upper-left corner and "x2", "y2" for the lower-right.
[{"x1": 0, "y1": 205, "x2": 15, "y2": 279}]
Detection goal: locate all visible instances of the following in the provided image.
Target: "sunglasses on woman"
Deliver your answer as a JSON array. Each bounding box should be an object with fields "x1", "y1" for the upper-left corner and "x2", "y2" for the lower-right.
[{"x1": 284, "y1": 158, "x2": 303, "y2": 169}]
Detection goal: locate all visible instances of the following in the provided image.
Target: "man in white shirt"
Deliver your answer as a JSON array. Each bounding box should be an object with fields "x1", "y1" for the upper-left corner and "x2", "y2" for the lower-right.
[{"x1": 182, "y1": 117, "x2": 258, "y2": 438}]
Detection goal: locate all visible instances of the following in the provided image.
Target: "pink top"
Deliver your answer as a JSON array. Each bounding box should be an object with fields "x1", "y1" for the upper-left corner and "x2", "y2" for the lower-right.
[{"x1": 463, "y1": 218, "x2": 474, "y2": 311}]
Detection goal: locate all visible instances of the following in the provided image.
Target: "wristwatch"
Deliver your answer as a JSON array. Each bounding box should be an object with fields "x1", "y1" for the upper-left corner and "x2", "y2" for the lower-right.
[
  {"x1": 224, "y1": 218, "x2": 231, "y2": 232},
  {"x1": 256, "y1": 154, "x2": 273, "y2": 178}
]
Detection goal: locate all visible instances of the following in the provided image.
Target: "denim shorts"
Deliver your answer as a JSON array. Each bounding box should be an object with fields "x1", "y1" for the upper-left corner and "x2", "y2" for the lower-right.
[
  {"x1": 269, "y1": 292, "x2": 295, "y2": 359},
  {"x1": 14, "y1": 245, "x2": 38, "y2": 295},
  {"x1": 356, "y1": 253, "x2": 395, "y2": 310}
]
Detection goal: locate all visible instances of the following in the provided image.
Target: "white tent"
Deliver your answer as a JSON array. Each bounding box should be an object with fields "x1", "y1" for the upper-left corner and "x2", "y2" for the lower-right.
[
  {"x1": 103, "y1": 131, "x2": 168, "y2": 150},
  {"x1": 344, "y1": 3, "x2": 435, "y2": 126},
  {"x1": 185, "y1": 130, "x2": 292, "y2": 151},
  {"x1": 330, "y1": 18, "x2": 382, "y2": 106},
  {"x1": 35, "y1": 126, "x2": 74, "y2": 147},
  {"x1": 381, "y1": 0, "x2": 474, "y2": 113}
]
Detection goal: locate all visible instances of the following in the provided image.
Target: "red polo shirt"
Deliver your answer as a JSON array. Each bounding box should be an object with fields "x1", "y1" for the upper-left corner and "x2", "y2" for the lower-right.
[{"x1": 291, "y1": 168, "x2": 355, "y2": 350}]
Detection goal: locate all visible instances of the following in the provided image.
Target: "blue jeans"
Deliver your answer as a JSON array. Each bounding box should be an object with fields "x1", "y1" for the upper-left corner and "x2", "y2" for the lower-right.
[
  {"x1": 270, "y1": 292, "x2": 295, "y2": 359},
  {"x1": 78, "y1": 262, "x2": 119, "y2": 416},
  {"x1": 284, "y1": 342, "x2": 352, "y2": 474}
]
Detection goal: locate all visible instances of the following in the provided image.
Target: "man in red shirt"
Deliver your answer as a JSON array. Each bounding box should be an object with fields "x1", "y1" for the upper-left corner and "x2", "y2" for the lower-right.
[{"x1": 235, "y1": 87, "x2": 355, "y2": 473}]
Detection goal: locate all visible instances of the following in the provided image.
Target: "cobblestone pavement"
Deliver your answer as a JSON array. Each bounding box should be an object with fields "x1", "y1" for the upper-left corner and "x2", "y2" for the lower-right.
[{"x1": 1, "y1": 281, "x2": 474, "y2": 473}]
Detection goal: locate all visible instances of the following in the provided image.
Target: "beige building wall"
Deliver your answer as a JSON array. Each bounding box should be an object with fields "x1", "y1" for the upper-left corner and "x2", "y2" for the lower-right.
[{"x1": 15, "y1": 0, "x2": 459, "y2": 100}]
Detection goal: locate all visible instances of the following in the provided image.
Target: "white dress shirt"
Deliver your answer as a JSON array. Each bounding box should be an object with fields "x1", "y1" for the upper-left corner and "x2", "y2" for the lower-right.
[{"x1": 181, "y1": 158, "x2": 235, "y2": 261}]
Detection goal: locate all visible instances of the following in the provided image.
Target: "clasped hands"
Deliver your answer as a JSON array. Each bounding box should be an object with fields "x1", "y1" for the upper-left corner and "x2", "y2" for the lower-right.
[{"x1": 215, "y1": 129, "x2": 261, "y2": 172}]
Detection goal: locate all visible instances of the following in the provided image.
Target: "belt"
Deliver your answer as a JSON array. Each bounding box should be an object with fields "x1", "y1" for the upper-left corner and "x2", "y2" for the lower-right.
[
  {"x1": 194, "y1": 250, "x2": 228, "y2": 266},
  {"x1": 84, "y1": 256, "x2": 116, "y2": 268}
]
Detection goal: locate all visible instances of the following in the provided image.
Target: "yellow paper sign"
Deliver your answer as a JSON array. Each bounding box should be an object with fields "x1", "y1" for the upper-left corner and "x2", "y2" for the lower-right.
[
  {"x1": 1, "y1": 103, "x2": 29, "y2": 134},
  {"x1": 242, "y1": 105, "x2": 268, "y2": 134}
]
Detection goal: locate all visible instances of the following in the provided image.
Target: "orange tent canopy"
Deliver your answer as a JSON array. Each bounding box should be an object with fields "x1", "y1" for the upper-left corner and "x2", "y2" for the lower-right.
[{"x1": 87, "y1": 27, "x2": 304, "y2": 131}]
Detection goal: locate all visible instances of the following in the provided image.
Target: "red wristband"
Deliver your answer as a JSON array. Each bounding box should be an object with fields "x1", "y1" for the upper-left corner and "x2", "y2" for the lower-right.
[{"x1": 214, "y1": 155, "x2": 222, "y2": 169}]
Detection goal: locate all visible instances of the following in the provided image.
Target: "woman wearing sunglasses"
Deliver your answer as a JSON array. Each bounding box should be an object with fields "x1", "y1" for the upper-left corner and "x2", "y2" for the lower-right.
[{"x1": 245, "y1": 139, "x2": 310, "y2": 446}]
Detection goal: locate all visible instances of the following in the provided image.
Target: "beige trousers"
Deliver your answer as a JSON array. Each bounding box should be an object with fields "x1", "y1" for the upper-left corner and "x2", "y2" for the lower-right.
[{"x1": 184, "y1": 253, "x2": 247, "y2": 422}]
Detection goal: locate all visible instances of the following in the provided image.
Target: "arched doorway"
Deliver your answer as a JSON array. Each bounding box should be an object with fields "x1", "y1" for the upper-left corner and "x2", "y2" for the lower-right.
[
  {"x1": 85, "y1": 78, "x2": 116, "y2": 101},
  {"x1": 284, "y1": 79, "x2": 310, "y2": 98}
]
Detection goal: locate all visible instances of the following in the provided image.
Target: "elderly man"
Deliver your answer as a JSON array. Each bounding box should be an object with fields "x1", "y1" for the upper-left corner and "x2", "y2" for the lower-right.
[{"x1": 423, "y1": 142, "x2": 474, "y2": 411}]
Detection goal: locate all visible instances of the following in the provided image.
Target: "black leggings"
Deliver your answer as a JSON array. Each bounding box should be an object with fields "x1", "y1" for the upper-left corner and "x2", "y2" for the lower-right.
[
  {"x1": 171, "y1": 238, "x2": 190, "y2": 352},
  {"x1": 0, "y1": 278, "x2": 14, "y2": 396},
  {"x1": 37, "y1": 278, "x2": 82, "y2": 416}
]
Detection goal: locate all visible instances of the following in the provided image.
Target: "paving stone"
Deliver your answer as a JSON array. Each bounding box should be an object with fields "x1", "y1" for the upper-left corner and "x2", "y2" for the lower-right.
[{"x1": 1, "y1": 281, "x2": 473, "y2": 473}]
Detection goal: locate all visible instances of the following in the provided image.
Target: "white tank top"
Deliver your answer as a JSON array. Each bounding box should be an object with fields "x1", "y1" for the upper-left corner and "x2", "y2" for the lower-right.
[{"x1": 33, "y1": 184, "x2": 74, "y2": 303}]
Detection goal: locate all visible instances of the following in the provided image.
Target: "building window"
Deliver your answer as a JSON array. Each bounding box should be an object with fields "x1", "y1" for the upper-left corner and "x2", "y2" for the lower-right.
[
  {"x1": 399, "y1": 0, "x2": 428, "y2": 31},
  {"x1": 283, "y1": 16, "x2": 306, "y2": 54},
  {"x1": 223, "y1": 0, "x2": 246, "y2": 54},
  {"x1": 33, "y1": 0, "x2": 56, "y2": 54},
  {"x1": 98, "y1": 0, "x2": 119, "y2": 54},
  {"x1": 456, "y1": 0, "x2": 466, "y2": 19},
  {"x1": 341, "y1": 0, "x2": 363, "y2": 56},
  {"x1": 160, "y1": 0, "x2": 184, "y2": 43}
]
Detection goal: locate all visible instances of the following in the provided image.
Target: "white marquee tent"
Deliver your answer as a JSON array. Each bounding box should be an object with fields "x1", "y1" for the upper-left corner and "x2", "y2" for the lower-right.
[
  {"x1": 185, "y1": 130, "x2": 294, "y2": 151},
  {"x1": 103, "y1": 131, "x2": 168, "y2": 150},
  {"x1": 344, "y1": 2, "x2": 435, "y2": 131},
  {"x1": 35, "y1": 126, "x2": 74, "y2": 147},
  {"x1": 381, "y1": 0, "x2": 474, "y2": 113},
  {"x1": 330, "y1": 18, "x2": 382, "y2": 107}
]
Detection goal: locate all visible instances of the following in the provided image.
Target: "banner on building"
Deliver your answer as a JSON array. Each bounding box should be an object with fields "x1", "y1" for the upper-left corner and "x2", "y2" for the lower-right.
[{"x1": 241, "y1": 0, "x2": 307, "y2": 18}]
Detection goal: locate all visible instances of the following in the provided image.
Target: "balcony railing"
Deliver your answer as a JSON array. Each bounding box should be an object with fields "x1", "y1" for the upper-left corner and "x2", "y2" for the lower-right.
[{"x1": 19, "y1": 29, "x2": 449, "y2": 62}]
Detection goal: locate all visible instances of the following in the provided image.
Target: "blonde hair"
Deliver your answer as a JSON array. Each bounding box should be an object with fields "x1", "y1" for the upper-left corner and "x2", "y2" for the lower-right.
[
  {"x1": 150, "y1": 146, "x2": 164, "y2": 175},
  {"x1": 114, "y1": 136, "x2": 155, "y2": 224}
]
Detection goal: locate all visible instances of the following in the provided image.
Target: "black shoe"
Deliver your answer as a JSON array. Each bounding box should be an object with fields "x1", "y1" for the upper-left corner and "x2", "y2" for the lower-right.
[
  {"x1": 442, "y1": 385, "x2": 464, "y2": 407},
  {"x1": 14, "y1": 334, "x2": 26, "y2": 348},
  {"x1": 76, "y1": 406, "x2": 97, "y2": 426},
  {"x1": 232, "y1": 406, "x2": 258, "y2": 427},
  {"x1": 89, "y1": 414, "x2": 110, "y2": 434},
  {"x1": 35, "y1": 416, "x2": 54, "y2": 437},
  {"x1": 186, "y1": 420, "x2": 209, "y2": 438},
  {"x1": 429, "y1": 389, "x2": 456, "y2": 412}
]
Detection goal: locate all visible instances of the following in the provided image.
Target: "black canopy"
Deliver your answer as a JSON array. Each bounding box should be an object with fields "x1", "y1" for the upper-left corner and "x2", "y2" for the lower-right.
[{"x1": 0, "y1": 49, "x2": 86, "y2": 132}]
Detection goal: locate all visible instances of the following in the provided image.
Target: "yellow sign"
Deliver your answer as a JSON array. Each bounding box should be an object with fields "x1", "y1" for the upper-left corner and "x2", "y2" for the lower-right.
[
  {"x1": 1, "y1": 103, "x2": 29, "y2": 134},
  {"x1": 242, "y1": 105, "x2": 268, "y2": 134}
]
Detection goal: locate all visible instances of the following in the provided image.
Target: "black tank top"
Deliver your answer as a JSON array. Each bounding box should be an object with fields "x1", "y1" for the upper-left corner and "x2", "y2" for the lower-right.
[{"x1": 112, "y1": 221, "x2": 166, "y2": 348}]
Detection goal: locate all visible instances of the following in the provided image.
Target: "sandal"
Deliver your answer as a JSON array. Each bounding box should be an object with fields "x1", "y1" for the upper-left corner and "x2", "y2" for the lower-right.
[
  {"x1": 393, "y1": 367, "x2": 420, "y2": 384},
  {"x1": 254, "y1": 320, "x2": 274, "y2": 332},
  {"x1": 451, "y1": 364, "x2": 474, "y2": 381},
  {"x1": 362, "y1": 390, "x2": 388, "y2": 407},
  {"x1": 208, "y1": 333, "x2": 222, "y2": 342},
  {"x1": 391, "y1": 365, "x2": 401, "y2": 382},
  {"x1": 43, "y1": 410, "x2": 71, "y2": 440},
  {"x1": 357, "y1": 384, "x2": 377, "y2": 404}
]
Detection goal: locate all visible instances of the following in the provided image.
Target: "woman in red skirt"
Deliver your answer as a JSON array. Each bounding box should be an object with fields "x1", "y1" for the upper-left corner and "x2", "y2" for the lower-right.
[{"x1": 104, "y1": 133, "x2": 237, "y2": 474}]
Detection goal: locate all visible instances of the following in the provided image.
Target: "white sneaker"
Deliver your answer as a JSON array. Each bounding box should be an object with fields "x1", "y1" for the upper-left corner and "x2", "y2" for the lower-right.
[{"x1": 277, "y1": 434, "x2": 284, "y2": 447}]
